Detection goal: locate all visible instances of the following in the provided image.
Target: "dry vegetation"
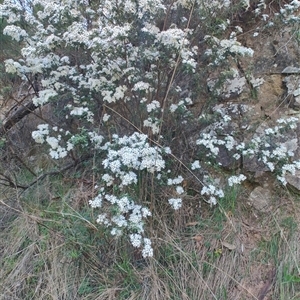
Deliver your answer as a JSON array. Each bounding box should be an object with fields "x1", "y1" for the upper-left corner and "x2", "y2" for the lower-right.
[
  {"x1": 0, "y1": 163, "x2": 300, "y2": 299},
  {"x1": 1, "y1": 0, "x2": 300, "y2": 299}
]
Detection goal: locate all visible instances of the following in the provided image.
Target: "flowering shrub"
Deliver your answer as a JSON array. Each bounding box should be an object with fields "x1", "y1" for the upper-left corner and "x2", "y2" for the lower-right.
[
  {"x1": 197, "y1": 113, "x2": 300, "y2": 186},
  {"x1": 1, "y1": 0, "x2": 299, "y2": 257}
]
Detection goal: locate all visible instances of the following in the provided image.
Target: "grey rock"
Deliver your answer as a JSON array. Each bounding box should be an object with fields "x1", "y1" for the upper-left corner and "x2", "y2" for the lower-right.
[
  {"x1": 282, "y1": 66, "x2": 300, "y2": 74},
  {"x1": 248, "y1": 186, "x2": 273, "y2": 212},
  {"x1": 286, "y1": 170, "x2": 300, "y2": 192}
]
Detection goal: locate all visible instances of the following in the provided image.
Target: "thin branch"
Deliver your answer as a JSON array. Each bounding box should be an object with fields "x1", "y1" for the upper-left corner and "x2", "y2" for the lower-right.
[{"x1": 19, "y1": 154, "x2": 92, "y2": 195}]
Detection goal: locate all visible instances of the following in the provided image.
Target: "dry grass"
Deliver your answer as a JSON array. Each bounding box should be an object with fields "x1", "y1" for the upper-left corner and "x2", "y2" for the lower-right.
[{"x1": 0, "y1": 174, "x2": 300, "y2": 300}]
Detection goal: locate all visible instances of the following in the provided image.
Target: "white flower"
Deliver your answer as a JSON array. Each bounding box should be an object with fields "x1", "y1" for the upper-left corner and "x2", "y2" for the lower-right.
[
  {"x1": 201, "y1": 184, "x2": 224, "y2": 204},
  {"x1": 121, "y1": 171, "x2": 138, "y2": 186},
  {"x1": 102, "y1": 173, "x2": 114, "y2": 186},
  {"x1": 282, "y1": 164, "x2": 296, "y2": 175},
  {"x1": 112, "y1": 215, "x2": 127, "y2": 227},
  {"x1": 223, "y1": 115, "x2": 231, "y2": 122},
  {"x1": 196, "y1": 133, "x2": 224, "y2": 156},
  {"x1": 191, "y1": 160, "x2": 201, "y2": 170},
  {"x1": 103, "y1": 113, "x2": 110, "y2": 122},
  {"x1": 277, "y1": 175, "x2": 287, "y2": 186},
  {"x1": 96, "y1": 213, "x2": 111, "y2": 226},
  {"x1": 4, "y1": 59, "x2": 23, "y2": 74},
  {"x1": 143, "y1": 118, "x2": 160, "y2": 134},
  {"x1": 170, "y1": 104, "x2": 178, "y2": 113},
  {"x1": 225, "y1": 135, "x2": 236, "y2": 151},
  {"x1": 49, "y1": 146, "x2": 68, "y2": 159},
  {"x1": 70, "y1": 106, "x2": 89, "y2": 116},
  {"x1": 116, "y1": 196, "x2": 132, "y2": 213},
  {"x1": 46, "y1": 136, "x2": 59, "y2": 149},
  {"x1": 89, "y1": 194, "x2": 102, "y2": 208},
  {"x1": 272, "y1": 146, "x2": 287, "y2": 159},
  {"x1": 164, "y1": 147, "x2": 172, "y2": 154},
  {"x1": 176, "y1": 186, "x2": 184, "y2": 195},
  {"x1": 265, "y1": 128, "x2": 275, "y2": 135},
  {"x1": 141, "y1": 207, "x2": 151, "y2": 217},
  {"x1": 142, "y1": 238, "x2": 153, "y2": 258},
  {"x1": 130, "y1": 234, "x2": 142, "y2": 247},
  {"x1": 294, "y1": 161, "x2": 300, "y2": 169},
  {"x1": 250, "y1": 76, "x2": 264, "y2": 88},
  {"x1": 109, "y1": 160, "x2": 121, "y2": 173},
  {"x1": 32, "y1": 124, "x2": 49, "y2": 144},
  {"x1": 89, "y1": 132, "x2": 104, "y2": 149},
  {"x1": 236, "y1": 143, "x2": 246, "y2": 152},
  {"x1": 156, "y1": 28, "x2": 188, "y2": 50},
  {"x1": 32, "y1": 131, "x2": 45, "y2": 144},
  {"x1": 266, "y1": 162, "x2": 275, "y2": 172},
  {"x1": 167, "y1": 178, "x2": 173, "y2": 185},
  {"x1": 146, "y1": 100, "x2": 160, "y2": 112},
  {"x1": 33, "y1": 89, "x2": 58, "y2": 106},
  {"x1": 233, "y1": 153, "x2": 241, "y2": 160},
  {"x1": 235, "y1": 26, "x2": 243, "y2": 33},
  {"x1": 228, "y1": 174, "x2": 247, "y2": 186},
  {"x1": 105, "y1": 194, "x2": 118, "y2": 204},
  {"x1": 168, "y1": 198, "x2": 182, "y2": 210},
  {"x1": 3, "y1": 25, "x2": 28, "y2": 42},
  {"x1": 208, "y1": 196, "x2": 217, "y2": 206},
  {"x1": 129, "y1": 207, "x2": 142, "y2": 224},
  {"x1": 169, "y1": 176, "x2": 184, "y2": 185},
  {"x1": 67, "y1": 141, "x2": 74, "y2": 151},
  {"x1": 111, "y1": 228, "x2": 122, "y2": 236},
  {"x1": 133, "y1": 81, "x2": 150, "y2": 91}
]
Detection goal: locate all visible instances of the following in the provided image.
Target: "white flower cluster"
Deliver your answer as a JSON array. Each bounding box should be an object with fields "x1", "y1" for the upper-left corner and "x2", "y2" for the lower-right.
[
  {"x1": 102, "y1": 133, "x2": 165, "y2": 182},
  {"x1": 201, "y1": 184, "x2": 224, "y2": 206},
  {"x1": 146, "y1": 100, "x2": 161, "y2": 113},
  {"x1": 101, "y1": 88, "x2": 122, "y2": 104},
  {"x1": 279, "y1": 0, "x2": 300, "y2": 23},
  {"x1": 33, "y1": 89, "x2": 58, "y2": 106},
  {"x1": 4, "y1": 59, "x2": 24, "y2": 75},
  {"x1": 128, "y1": 232, "x2": 154, "y2": 257},
  {"x1": 169, "y1": 97, "x2": 193, "y2": 113},
  {"x1": 88, "y1": 132, "x2": 104, "y2": 149},
  {"x1": 228, "y1": 174, "x2": 247, "y2": 187},
  {"x1": 32, "y1": 124, "x2": 74, "y2": 159},
  {"x1": 133, "y1": 81, "x2": 151, "y2": 92},
  {"x1": 32, "y1": 124, "x2": 49, "y2": 144},
  {"x1": 4, "y1": 0, "x2": 296, "y2": 260},
  {"x1": 205, "y1": 34, "x2": 254, "y2": 65},
  {"x1": 191, "y1": 160, "x2": 201, "y2": 170},
  {"x1": 167, "y1": 175, "x2": 184, "y2": 185},
  {"x1": 90, "y1": 190, "x2": 153, "y2": 256},
  {"x1": 143, "y1": 117, "x2": 160, "y2": 135},
  {"x1": 196, "y1": 133, "x2": 225, "y2": 157},
  {"x1": 168, "y1": 198, "x2": 182, "y2": 210},
  {"x1": 69, "y1": 106, "x2": 94, "y2": 123},
  {"x1": 276, "y1": 117, "x2": 298, "y2": 129},
  {"x1": 3, "y1": 25, "x2": 28, "y2": 42},
  {"x1": 88, "y1": 130, "x2": 186, "y2": 255},
  {"x1": 199, "y1": 0, "x2": 231, "y2": 10},
  {"x1": 87, "y1": 132, "x2": 168, "y2": 255},
  {"x1": 196, "y1": 113, "x2": 300, "y2": 188},
  {"x1": 181, "y1": 47, "x2": 198, "y2": 72},
  {"x1": 156, "y1": 28, "x2": 189, "y2": 50}
]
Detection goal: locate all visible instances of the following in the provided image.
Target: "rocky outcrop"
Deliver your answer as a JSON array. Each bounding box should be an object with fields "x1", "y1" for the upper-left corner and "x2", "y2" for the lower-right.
[{"x1": 201, "y1": 23, "x2": 300, "y2": 205}]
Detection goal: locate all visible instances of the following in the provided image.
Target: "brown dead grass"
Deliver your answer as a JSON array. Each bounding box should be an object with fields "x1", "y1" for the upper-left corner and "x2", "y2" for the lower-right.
[{"x1": 0, "y1": 180, "x2": 300, "y2": 300}]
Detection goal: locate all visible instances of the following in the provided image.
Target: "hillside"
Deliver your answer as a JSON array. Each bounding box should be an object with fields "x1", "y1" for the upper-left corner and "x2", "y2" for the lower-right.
[{"x1": 0, "y1": 0, "x2": 300, "y2": 299}]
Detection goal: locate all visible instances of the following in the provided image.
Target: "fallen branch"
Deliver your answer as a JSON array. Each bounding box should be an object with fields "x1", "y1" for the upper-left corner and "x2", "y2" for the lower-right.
[{"x1": 0, "y1": 100, "x2": 37, "y2": 136}]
